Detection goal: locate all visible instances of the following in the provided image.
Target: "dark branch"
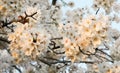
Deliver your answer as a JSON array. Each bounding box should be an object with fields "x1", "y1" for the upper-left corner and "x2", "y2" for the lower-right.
[
  {"x1": 24, "y1": 11, "x2": 37, "y2": 20},
  {"x1": 52, "y1": 51, "x2": 65, "y2": 54},
  {"x1": 17, "y1": 12, "x2": 37, "y2": 24},
  {"x1": 38, "y1": 56, "x2": 96, "y2": 66},
  {"x1": 12, "y1": 65, "x2": 22, "y2": 73},
  {"x1": 0, "y1": 37, "x2": 10, "y2": 43},
  {"x1": 0, "y1": 18, "x2": 14, "y2": 32},
  {"x1": 96, "y1": 8, "x2": 100, "y2": 15},
  {"x1": 79, "y1": 46, "x2": 114, "y2": 63},
  {"x1": 48, "y1": 37, "x2": 62, "y2": 50},
  {"x1": 50, "y1": 37, "x2": 63, "y2": 40},
  {"x1": 52, "y1": 0, "x2": 57, "y2": 5}
]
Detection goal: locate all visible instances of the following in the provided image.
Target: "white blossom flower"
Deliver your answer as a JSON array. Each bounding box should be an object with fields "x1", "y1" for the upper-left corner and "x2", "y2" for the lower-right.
[{"x1": 112, "y1": 2, "x2": 120, "y2": 13}]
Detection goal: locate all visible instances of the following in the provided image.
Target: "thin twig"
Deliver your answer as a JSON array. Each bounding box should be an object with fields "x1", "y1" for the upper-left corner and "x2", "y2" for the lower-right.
[
  {"x1": 96, "y1": 8, "x2": 100, "y2": 15},
  {"x1": 0, "y1": 37, "x2": 10, "y2": 43},
  {"x1": 12, "y1": 65, "x2": 22, "y2": 73}
]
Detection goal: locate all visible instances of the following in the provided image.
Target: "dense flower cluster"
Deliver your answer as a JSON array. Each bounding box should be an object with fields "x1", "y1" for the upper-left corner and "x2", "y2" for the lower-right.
[
  {"x1": 8, "y1": 22, "x2": 49, "y2": 63},
  {"x1": 61, "y1": 15, "x2": 109, "y2": 62},
  {"x1": 0, "y1": 0, "x2": 27, "y2": 19},
  {"x1": 7, "y1": 7, "x2": 50, "y2": 63}
]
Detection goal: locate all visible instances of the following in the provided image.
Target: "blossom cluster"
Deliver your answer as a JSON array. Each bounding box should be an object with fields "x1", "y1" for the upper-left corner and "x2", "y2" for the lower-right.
[
  {"x1": 0, "y1": 0, "x2": 27, "y2": 19},
  {"x1": 93, "y1": 0, "x2": 116, "y2": 13},
  {"x1": 0, "y1": 0, "x2": 120, "y2": 73},
  {"x1": 7, "y1": 7, "x2": 50, "y2": 63},
  {"x1": 8, "y1": 22, "x2": 49, "y2": 63},
  {"x1": 65, "y1": 7, "x2": 88, "y2": 23},
  {"x1": 61, "y1": 15, "x2": 109, "y2": 62}
]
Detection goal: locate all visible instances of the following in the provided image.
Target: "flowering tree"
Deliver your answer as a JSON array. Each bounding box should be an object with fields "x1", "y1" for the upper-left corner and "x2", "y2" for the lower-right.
[{"x1": 0, "y1": 0, "x2": 120, "y2": 73}]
